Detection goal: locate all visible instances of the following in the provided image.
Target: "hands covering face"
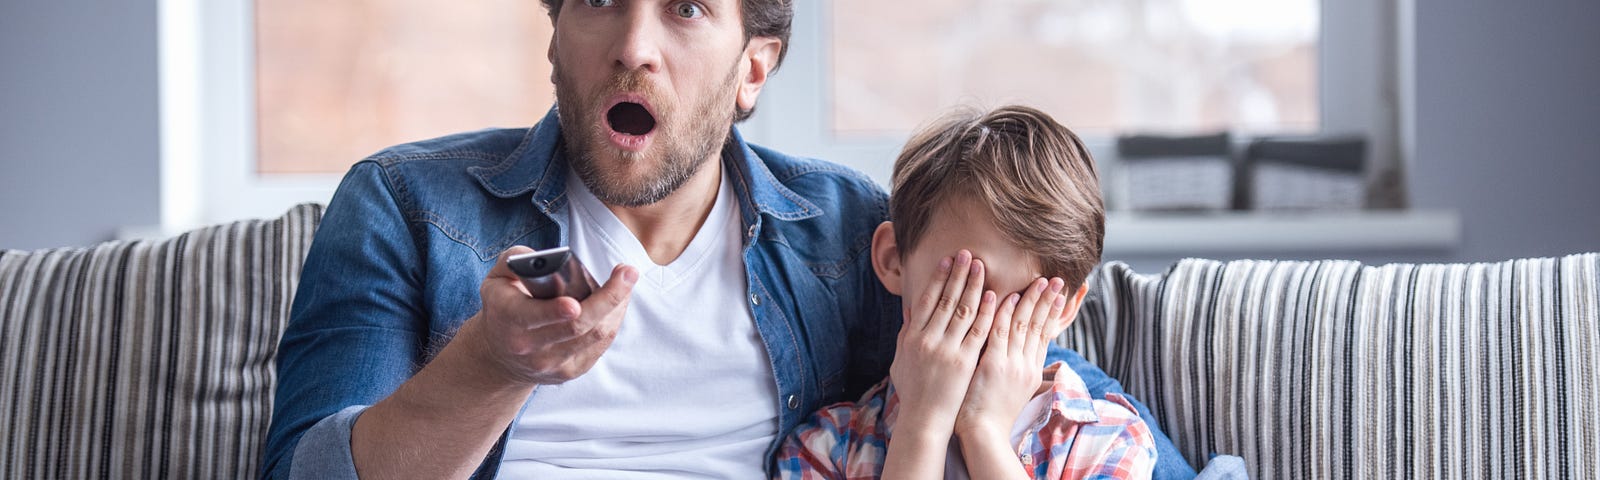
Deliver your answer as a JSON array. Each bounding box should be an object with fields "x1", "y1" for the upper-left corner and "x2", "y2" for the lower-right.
[{"x1": 887, "y1": 249, "x2": 1071, "y2": 439}]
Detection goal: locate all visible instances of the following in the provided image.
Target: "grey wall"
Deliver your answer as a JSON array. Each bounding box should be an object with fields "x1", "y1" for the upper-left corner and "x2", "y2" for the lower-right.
[
  {"x1": 0, "y1": 1, "x2": 1594, "y2": 263},
  {"x1": 1410, "y1": 0, "x2": 1600, "y2": 263},
  {"x1": 0, "y1": 0, "x2": 161, "y2": 250}
]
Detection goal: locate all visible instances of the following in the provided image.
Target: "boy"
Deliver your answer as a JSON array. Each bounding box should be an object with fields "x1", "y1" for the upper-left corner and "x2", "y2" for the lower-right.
[{"x1": 774, "y1": 106, "x2": 1156, "y2": 479}]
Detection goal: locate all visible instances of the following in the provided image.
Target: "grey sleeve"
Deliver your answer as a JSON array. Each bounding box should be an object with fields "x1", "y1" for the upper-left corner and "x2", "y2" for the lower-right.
[{"x1": 288, "y1": 405, "x2": 369, "y2": 480}]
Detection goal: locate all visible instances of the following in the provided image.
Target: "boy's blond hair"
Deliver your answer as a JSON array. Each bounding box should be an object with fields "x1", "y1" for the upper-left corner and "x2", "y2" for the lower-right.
[{"x1": 890, "y1": 105, "x2": 1104, "y2": 288}]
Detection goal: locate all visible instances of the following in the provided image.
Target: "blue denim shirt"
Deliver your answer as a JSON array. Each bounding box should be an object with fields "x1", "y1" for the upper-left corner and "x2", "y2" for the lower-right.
[{"x1": 261, "y1": 107, "x2": 1196, "y2": 479}]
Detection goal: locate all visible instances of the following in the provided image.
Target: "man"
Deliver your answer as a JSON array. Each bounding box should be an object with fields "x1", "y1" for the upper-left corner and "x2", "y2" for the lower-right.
[{"x1": 261, "y1": 1, "x2": 1196, "y2": 478}]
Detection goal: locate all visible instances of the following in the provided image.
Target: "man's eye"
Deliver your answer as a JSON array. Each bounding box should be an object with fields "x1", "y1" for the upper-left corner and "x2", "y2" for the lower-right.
[
  {"x1": 672, "y1": 2, "x2": 703, "y2": 18},
  {"x1": 584, "y1": 0, "x2": 615, "y2": 7}
]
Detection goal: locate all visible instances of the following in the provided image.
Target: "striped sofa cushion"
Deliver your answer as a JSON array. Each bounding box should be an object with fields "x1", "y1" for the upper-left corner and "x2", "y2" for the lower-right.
[
  {"x1": 0, "y1": 203, "x2": 322, "y2": 479},
  {"x1": 1060, "y1": 253, "x2": 1600, "y2": 479}
]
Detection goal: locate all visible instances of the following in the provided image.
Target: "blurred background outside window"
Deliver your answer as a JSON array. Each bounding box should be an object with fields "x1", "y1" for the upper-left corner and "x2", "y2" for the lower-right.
[
  {"x1": 255, "y1": 0, "x2": 553, "y2": 175},
  {"x1": 254, "y1": 0, "x2": 1318, "y2": 175},
  {"x1": 830, "y1": 0, "x2": 1317, "y2": 138}
]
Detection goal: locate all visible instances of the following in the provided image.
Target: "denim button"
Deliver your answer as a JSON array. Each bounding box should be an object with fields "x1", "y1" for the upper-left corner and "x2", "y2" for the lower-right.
[
  {"x1": 750, "y1": 293, "x2": 761, "y2": 306},
  {"x1": 786, "y1": 395, "x2": 799, "y2": 410}
]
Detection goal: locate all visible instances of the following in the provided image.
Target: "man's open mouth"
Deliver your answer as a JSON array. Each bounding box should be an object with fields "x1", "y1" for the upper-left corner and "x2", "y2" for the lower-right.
[{"x1": 606, "y1": 102, "x2": 656, "y2": 136}]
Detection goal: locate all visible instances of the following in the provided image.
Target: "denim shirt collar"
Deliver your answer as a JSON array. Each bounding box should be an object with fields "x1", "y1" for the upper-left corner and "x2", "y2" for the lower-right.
[{"x1": 466, "y1": 106, "x2": 822, "y2": 228}]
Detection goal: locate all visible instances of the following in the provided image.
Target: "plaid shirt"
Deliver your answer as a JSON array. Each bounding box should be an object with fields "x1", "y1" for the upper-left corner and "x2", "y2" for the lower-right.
[{"x1": 775, "y1": 362, "x2": 1156, "y2": 480}]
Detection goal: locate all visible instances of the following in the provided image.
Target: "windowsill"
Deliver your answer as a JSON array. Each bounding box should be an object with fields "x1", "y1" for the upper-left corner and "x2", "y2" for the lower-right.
[{"x1": 1104, "y1": 209, "x2": 1461, "y2": 255}]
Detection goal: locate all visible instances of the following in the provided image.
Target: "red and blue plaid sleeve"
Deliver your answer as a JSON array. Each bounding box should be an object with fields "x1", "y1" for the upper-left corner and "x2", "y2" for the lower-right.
[
  {"x1": 774, "y1": 379, "x2": 893, "y2": 480},
  {"x1": 775, "y1": 402, "x2": 852, "y2": 480},
  {"x1": 1052, "y1": 392, "x2": 1158, "y2": 480},
  {"x1": 775, "y1": 366, "x2": 1156, "y2": 480}
]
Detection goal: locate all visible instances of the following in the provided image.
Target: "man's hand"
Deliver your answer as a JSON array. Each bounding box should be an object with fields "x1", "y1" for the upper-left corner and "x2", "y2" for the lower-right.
[
  {"x1": 350, "y1": 246, "x2": 638, "y2": 480},
  {"x1": 955, "y1": 276, "x2": 1068, "y2": 438},
  {"x1": 462, "y1": 246, "x2": 640, "y2": 387}
]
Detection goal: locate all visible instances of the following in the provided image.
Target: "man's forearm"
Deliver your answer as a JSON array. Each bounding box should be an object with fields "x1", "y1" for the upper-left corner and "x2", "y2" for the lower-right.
[{"x1": 350, "y1": 317, "x2": 535, "y2": 479}]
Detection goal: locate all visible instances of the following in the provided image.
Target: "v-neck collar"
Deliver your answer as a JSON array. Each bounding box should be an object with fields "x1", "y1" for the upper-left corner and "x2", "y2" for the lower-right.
[{"x1": 564, "y1": 169, "x2": 737, "y2": 291}]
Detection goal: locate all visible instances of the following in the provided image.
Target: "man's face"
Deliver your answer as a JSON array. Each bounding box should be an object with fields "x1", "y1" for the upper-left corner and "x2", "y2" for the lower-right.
[
  {"x1": 892, "y1": 198, "x2": 1044, "y2": 314},
  {"x1": 550, "y1": 0, "x2": 755, "y2": 207}
]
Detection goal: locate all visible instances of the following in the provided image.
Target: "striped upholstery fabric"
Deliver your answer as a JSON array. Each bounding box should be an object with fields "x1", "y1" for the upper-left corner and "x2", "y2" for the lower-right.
[
  {"x1": 1060, "y1": 253, "x2": 1600, "y2": 479},
  {"x1": 0, "y1": 203, "x2": 322, "y2": 479}
]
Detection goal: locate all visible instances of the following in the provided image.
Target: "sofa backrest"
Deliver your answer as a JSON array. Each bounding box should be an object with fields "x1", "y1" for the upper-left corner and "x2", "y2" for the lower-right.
[
  {"x1": 5, "y1": 202, "x2": 1595, "y2": 480},
  {"x1": 1061, "y1": 253, "x2": 1600, "y2": 479},
  {"x1": 0, "y1": 204, "x2": 322, "y2": 479}
]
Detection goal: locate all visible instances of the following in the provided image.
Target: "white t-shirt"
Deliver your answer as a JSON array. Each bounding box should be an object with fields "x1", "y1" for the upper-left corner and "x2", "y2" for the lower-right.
[{"x1": 498, "y1": 170, "x2": 779, "y2": 478}]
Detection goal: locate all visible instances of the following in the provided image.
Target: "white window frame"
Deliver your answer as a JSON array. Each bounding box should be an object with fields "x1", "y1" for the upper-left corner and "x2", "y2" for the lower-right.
[
  {"x1": 161, "y1": 0, "x2": 338, "y2": 230},
  {"x1": 162, "y1": 0, "x2": 1411, "y2": 230}
]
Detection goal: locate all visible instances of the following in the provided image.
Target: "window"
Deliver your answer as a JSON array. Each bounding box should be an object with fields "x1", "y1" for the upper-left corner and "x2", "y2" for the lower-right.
[
  {"x1": 255, "y1": 0, "x2": 554, "y2": 175},
  {"x1": 829, "y1": 0, "x2": 1318, "y2": 137},
  {"x1": 743, "y1": 0, "x2": 1400, "y2": 210},
  {"x1": 161, "y1": 0, "x2": 560, "y2": 226},
  {"x1": 165, "y1": 0, "x2": 1404, "y2": 230}
]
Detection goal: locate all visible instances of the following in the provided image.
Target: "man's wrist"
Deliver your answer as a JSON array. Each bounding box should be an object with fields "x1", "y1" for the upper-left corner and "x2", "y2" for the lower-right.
[
  {"x1": 402, "y1": 315, "x2": 537, "y2": 411},
  {"x1": 351, "y1": 314, "x2": 536, "y2": 480}
]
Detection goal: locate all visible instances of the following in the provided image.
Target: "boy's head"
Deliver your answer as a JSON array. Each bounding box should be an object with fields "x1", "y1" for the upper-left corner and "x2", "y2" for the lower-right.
[{"x1": 871, "y1": 105, "x2": 1104, "y2": 329}]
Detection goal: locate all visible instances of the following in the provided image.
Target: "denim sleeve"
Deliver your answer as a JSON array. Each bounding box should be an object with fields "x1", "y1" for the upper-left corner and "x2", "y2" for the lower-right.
[
  {"x1": 1194, "y1": 455, "x2": 1250, "y2": 480},
  {"x1": 261, "y1": 162, "x2": 434, "y2": 479},
  {"x1": 1047, "y1": 343, "x2": 1198, "y2": 480},
  {"x1": 844, "y1": 187, "x2": 900, "y2": 401},
  {"x1": 287, "y1": 406, "x2": 367, "y2": 479}
]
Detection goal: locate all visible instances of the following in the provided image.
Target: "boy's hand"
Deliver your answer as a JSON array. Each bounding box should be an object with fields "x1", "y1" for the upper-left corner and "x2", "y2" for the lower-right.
[
  {"x1": 955, "y1": 276, "x2": 1069, "y2": 438},
  {"x1": 889, "y1": 250, "x2": 999, "y2": 436}
]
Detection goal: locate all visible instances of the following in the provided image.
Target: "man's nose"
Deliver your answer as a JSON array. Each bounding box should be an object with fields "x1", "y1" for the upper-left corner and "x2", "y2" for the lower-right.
[{"x1": 613, "y1": 8, "x2": 663, "y2": 73}]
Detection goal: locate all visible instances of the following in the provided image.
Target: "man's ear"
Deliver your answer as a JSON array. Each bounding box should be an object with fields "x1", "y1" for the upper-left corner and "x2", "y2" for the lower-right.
[
  {"x1": 870, "y1": 222, "x2": 904, "y2": 296},
  {"x1": 1048, "y1": 283, "x2": 1091, "y2": 338},
  {"x1": 736, "y1": 36, "x2": 782, "y2": 113}
]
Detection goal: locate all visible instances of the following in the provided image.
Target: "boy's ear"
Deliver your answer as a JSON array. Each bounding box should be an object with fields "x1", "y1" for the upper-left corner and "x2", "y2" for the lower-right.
[
  {"x1": 1049, "y1": 283, "x2": 1092, "y2": 338},
  {"x1": 870, "y1": 222, "x2": 904, "y2": 296}
]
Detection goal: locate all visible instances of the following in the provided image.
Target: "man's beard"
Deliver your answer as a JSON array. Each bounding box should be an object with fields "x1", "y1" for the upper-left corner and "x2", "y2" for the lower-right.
[{"x1": 553, "y1": 58, "x2": 740, "y2": 208}]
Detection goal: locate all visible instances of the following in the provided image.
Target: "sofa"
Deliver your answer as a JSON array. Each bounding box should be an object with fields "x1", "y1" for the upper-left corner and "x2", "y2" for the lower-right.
[{"x1": 1, "y1": 203, "x2": 1595, "y2": 479}]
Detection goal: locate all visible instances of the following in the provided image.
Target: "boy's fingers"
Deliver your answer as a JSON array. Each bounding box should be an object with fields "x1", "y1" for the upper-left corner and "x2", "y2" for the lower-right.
[
  {"x1": 990, "y1": 293, "x2": 1020, "y2": 352},
  {"x1": 908, "y1": 255, "x2": 954, "y2": 332},
  {"x1": 926, "y1": 250, "x2": 973, "y2": 335},
  {"x1": 964, "y1": 290, "x2": 998, "y2": 348},
  {"x1": 1041, "y1": 280, "x2": 1072, "y2": 339},
  {"x1": 1010, "y1": 278, "x2": 1047, "y2": 354},
  {"x1": 1037, "y1": 293, "x2": 1070, "y2": 365},
  {"x1": 945, "y1": 258, "x2": 986, "y2": 338},
  {"x1": 1024, "y1": 278, "x2": 1066, "y2": 359}
]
